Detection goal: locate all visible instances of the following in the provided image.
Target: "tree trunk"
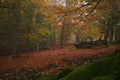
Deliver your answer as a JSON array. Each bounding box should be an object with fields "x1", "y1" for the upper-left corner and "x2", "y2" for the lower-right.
[
  {"x1": 60, "y1": 25, "x2": 65, "y2": 48},
  {"x1": 109, "y1": 27, "x2": 114, "y2": 43},
  {"x1": 112, "y1": 27, "x2": 116, "y2": 42}
]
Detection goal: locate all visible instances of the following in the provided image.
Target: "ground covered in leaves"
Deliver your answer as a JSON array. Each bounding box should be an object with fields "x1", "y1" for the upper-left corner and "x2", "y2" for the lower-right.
[{"x1": 0, "y1": 46, "x2": 118, "y2": 80}]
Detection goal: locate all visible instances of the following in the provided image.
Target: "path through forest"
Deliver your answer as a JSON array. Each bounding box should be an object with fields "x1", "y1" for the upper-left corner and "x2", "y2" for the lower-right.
[{"x1": 0, "y1": 45, "x2": 118, "y2": 75}]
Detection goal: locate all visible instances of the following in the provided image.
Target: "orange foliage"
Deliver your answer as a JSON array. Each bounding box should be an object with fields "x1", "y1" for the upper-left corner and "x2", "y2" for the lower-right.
[{"x1": 0, "y1": 46, "x2": 118, "y2": 74}]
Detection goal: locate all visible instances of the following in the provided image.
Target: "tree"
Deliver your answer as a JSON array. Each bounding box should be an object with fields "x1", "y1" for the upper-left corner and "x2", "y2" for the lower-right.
[
  {"x1": 104, "y1": 0, "x2": 120, "y2": 43},
  {"x1": 47, "y1": 0, "x2": 104, "y2": 48}
]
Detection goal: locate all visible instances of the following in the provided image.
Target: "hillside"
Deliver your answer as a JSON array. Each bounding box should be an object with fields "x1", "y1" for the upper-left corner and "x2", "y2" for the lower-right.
[{"x1": 33, "y1": 49, "x2": 120, "y2": 80}]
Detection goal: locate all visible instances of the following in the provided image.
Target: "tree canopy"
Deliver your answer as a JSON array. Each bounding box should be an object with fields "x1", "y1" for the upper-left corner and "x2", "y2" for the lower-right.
[{"x1": 0, "y1": 0, "x2": 120, "y2": 53}]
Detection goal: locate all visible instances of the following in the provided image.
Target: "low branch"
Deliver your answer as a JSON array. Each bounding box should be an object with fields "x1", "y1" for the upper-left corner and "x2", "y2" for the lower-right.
[
  {"x1": 72, "y1": 0, "x2": 102, "y2": 26},
  {"x1": 56, "y1": 0, "x2": 96, "y2": 22},
  {"x1": 67, "y1": 0, "x2": 96, "y2": 13},
  {"x1": 86, "y1": 0, "x2": 102, "y2": 17}
]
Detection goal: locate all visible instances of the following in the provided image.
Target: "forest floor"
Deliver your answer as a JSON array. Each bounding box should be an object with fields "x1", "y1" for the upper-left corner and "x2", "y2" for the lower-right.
[{"x1": 0, "y1": 45, "x2": 119, "y2": 79}]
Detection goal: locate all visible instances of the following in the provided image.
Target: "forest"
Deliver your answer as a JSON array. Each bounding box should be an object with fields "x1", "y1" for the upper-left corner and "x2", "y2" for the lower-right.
[{"x1": 0, "y1": 0, "x2": 120, "y2": 80}]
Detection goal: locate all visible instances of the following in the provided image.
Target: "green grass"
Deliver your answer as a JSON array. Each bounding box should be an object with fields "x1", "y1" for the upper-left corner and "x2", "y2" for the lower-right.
[
  {"x1": 33, "y1": 49, "x2": 120, "y2": 80},
  {"x1": 92, "y1": 75, "x2": 115, "y2": 80},
  {"x1": 32, "y1": 67, "x2": 75, "y2": 80},
  {"x1": 32, "y1": 73, "x2": 55, "y2": 80}
]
